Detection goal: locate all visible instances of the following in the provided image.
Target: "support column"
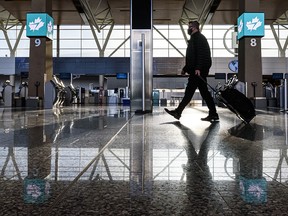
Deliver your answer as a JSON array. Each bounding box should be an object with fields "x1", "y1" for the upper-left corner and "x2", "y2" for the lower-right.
[
  {"x1": 238, "y1": 0, "x2": 264, "y2": 107},
  {"x1": 130, "y1": 0, "x2": 153, "y2": 113},
  {"x1": 28, "y1": 0, "x2": 53, "y2": 105},
  {"x1": 56, "y1": 25, "x2": 60, "y2": 57}
]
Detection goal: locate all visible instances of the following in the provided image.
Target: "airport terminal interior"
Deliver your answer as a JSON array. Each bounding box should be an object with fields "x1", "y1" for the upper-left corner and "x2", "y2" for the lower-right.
[{"x1": 1, "y1": 0, "x2": 288, "y2": 215}]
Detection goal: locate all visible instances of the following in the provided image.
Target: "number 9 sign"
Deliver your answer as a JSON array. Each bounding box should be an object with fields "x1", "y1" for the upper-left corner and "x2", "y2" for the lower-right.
[{"x1": 35, "y1": 38, "x2": 41, "y2": 47}]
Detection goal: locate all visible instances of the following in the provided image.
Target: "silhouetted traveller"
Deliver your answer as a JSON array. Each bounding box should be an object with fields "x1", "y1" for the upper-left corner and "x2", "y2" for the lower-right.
[{"x1": 165, "y1": 21, "x2": 219, "y2": 122}]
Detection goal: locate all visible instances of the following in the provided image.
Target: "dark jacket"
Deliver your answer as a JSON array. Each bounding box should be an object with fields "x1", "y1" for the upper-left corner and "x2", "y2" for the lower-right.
[{"x1": 182, "y1": 31, "x2": 212, "y2": 77}]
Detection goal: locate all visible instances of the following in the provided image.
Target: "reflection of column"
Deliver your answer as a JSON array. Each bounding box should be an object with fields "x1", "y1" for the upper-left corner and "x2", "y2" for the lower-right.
[
  {"x1": 239, "y1": 144, "x2": 263, "y2": 179},
  {"x1": 234, "y1": 124, "x2": 266, "y2": 204},
  {"x1": 227, "y1": 123, "x2": 264, "y2": 178},
  {"x1": 130, "y1": 116, "x2": 153, "y2": 196},
  {"x1": 27, "y1": 117, "x2": 51, "y2": 179},
  {"x1": 24, "y1": 115, "x2": 52, "y2": 204},
  {"x1": 238, "y1": 143, "x2": 266, "y2": 204}
]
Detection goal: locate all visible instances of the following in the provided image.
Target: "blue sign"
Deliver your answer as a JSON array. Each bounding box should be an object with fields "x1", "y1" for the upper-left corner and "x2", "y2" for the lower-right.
[
  {"x1": 26, "y1": 13, "x2": 54, "y2": 40},
  {"x1": 272, "y1": 73, "x2": 283, "y2": 80},
  {"x1": 228, "y1": 59, "x2": 238, "y2": 72},
  {"x1": 116, "y1": 73, "x2": 127, "y2": 79},
  {"x1": 237, "y1": 12, "x2": 265, "y2": 40}
]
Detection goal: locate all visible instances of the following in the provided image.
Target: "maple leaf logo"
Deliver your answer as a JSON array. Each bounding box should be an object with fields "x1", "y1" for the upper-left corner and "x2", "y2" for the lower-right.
[
  {"x1": 26, "y1": 184, "x2": 42, "y2": 198},
  {"x1": 47, "y1": 20, "x2": 53, "y2": 33},
  {"x1": 29, "y1": 17, "x2": 45, "y2": 32},
  {"x1": 246, "y1": 16, "x2": 262, "y2": 32},
  {"x1": 238, "y1": 19, "x2": 243, "y2": 33},
  {"x1": 248, "y1": 184, "x2": 264, "y2": 200}
]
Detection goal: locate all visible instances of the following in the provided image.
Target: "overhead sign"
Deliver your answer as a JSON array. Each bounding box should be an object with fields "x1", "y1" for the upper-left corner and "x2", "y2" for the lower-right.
[
  {"x1": 237, "y1": 12, "x2": 265, "y2": 40},
  {"x1": 26, "y1": 13, "x2": 54, "y2": 40}
]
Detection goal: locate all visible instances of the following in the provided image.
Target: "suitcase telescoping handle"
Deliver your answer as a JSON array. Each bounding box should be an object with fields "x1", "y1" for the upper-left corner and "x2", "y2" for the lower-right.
[{"x1": 197, "y1": 75, "x2": 217, "y2": 93}]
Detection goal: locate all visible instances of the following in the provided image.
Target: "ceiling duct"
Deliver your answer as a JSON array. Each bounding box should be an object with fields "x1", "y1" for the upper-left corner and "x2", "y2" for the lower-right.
[
  {"x1": 72, "y1": 0, "x2": 89, "y2": 25},
  {"x1": 0, "y1": 5, "x2": 20, "y2": 31},
  {"x1": 205, "y1": 0, "x2": 221, "y2": 24},
  {"x1": 180, "y1": 0, "x2": 220, "y2": 27},
  {"x1": 73, "y1": 0, "x2": 114, "y2": 32},
  {"x1": 274, "y1": 11, "x2": 288, "y2": 26}
]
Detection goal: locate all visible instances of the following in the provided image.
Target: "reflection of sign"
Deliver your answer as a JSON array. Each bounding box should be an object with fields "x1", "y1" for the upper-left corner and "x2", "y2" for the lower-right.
[
  {"x1": 24, "y1": 178, "x2": 51, "y2": 204},
  {"x1": 26, "y1": 13, "x2": 54, "y2": 40},
  {"x1": 237, "y1": 13, "x2": 265, "y2": 40},
  {"x1": 228, "y1": 60, "x2": 238, "y2": 72},
  {"x1": 239, "y1": 176, "x2": 267, "y2": 204}
]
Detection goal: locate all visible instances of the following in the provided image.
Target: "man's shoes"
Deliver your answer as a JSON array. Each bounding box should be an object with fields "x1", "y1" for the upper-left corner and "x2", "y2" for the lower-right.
[
  {"x1": 201, "y1": 114, "x2": 219, "y2": 122},
  {"x1": 164, "y1": 108, "x2": 181, "y2": 120}
]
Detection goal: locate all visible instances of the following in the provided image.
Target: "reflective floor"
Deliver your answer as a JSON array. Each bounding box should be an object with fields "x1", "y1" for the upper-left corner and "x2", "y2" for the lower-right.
[{"x1": 0, "y1": 104, "x2": 288, "y2": 215}]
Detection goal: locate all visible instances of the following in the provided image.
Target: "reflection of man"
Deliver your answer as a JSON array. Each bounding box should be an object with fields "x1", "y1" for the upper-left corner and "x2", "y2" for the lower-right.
[
  {"x1": 172, "y1": 122, "x2": 224, "y2": 214},
  {"x1": 165, "y1": 21, "x2": 218, "y2": 122}
]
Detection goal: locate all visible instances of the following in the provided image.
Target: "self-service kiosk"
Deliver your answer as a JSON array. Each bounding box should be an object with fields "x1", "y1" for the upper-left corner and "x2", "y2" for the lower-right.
[
  {"x1": 118, "y1": 87, "x2": 126, "y2": 104},
  {"x1": 45, "y1": 75, "x2": 66, "y2": 108},
  {"x1": 269, "y1": 73, "x2": 284, "y2": 109},
  {"x1": 2, "y1": 80, "x2": 13, "y2": 107},
  {"x1": 77, "y1": 87, "x2": 85, "y2": 104},
  {"x1": 52, "y1": 75, "x2": 66, "y2": 107},
  {"x1": 281, "y1": 73, "x2": 288, "y2": 110},
  {"x1": 14, "y1": 82, "x2": 28, "y2": 107},
  {"x1": 263, "y1": 82, "x2": 277, "y2": 107},
  {"x1": 18, "y1": 82, "x2": 29, "y2": 98},
  {"x1": 64, "y1": 84, "x2": 77, "y2": 106}
]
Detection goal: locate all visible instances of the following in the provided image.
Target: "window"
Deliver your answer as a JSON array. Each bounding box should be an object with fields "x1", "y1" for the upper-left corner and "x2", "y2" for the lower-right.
[{"x1": 0, "y1": 24, "x2": 285, "y2": 58}]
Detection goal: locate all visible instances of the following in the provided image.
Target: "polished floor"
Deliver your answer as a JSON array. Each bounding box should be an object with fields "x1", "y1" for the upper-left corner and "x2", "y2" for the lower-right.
[{"x1": 0, "y1": 104, "x2": 288, "y2": 215}]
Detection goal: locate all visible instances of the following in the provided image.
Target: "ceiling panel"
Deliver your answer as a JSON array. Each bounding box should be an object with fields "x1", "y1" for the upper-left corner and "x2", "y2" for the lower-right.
[
  {"x1": 0, "y1": 0, "x2": 287, "y2": 26},
  {"x1": 0, "y1": 0, "x2": 82, "y2": 25}
]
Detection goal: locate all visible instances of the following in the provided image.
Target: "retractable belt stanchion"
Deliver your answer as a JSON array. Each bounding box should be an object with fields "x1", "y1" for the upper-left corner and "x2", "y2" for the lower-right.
[
  {"x1": 285, "y1": 74, "x2": 288, "y2": 112},
  {"x1": 135, "y1": 33, "x2": 148, "y2": 114},
  {"x1": 141, "y1": 33, "x2": 146, "y2": 112},
  {"x1": 3, "y1": 82, "x2": 13, "y2": 107},
  {"x1": 281, "y1": 74, "x2": 288, "y2": 112}
]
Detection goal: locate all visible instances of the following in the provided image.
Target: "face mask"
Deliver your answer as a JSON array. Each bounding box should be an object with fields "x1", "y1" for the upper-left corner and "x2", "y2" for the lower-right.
[{"x1": 187, "y1": 27, "x2": 193, "y2": 35}]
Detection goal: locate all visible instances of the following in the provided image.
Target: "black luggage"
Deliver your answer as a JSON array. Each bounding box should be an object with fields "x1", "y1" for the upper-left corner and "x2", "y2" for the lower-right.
[{"x1": 201, "y1": 75, "x2": 256, "y2": 124}]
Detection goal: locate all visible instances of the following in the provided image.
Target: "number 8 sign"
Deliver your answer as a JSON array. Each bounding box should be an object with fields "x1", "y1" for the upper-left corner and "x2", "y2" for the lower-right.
[{"x1": 250, "y1": 38, "x2": 257, "y2": 47}]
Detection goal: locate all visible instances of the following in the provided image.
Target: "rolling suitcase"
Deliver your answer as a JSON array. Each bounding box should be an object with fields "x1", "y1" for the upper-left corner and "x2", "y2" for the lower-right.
[{"x1": 201, "y1": 75, "x2": 256, "y2": 124}]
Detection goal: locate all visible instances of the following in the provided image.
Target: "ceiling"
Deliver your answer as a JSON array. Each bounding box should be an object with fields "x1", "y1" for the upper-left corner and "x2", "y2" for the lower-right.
[{"x1": 0, "y1": 0, "x2": 288, "y2": 28}]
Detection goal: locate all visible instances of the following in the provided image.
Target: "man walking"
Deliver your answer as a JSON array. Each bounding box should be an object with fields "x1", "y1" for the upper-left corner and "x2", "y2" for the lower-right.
[{"x1": 165, "y1": 21, "x2": 219, "y2": 122}]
